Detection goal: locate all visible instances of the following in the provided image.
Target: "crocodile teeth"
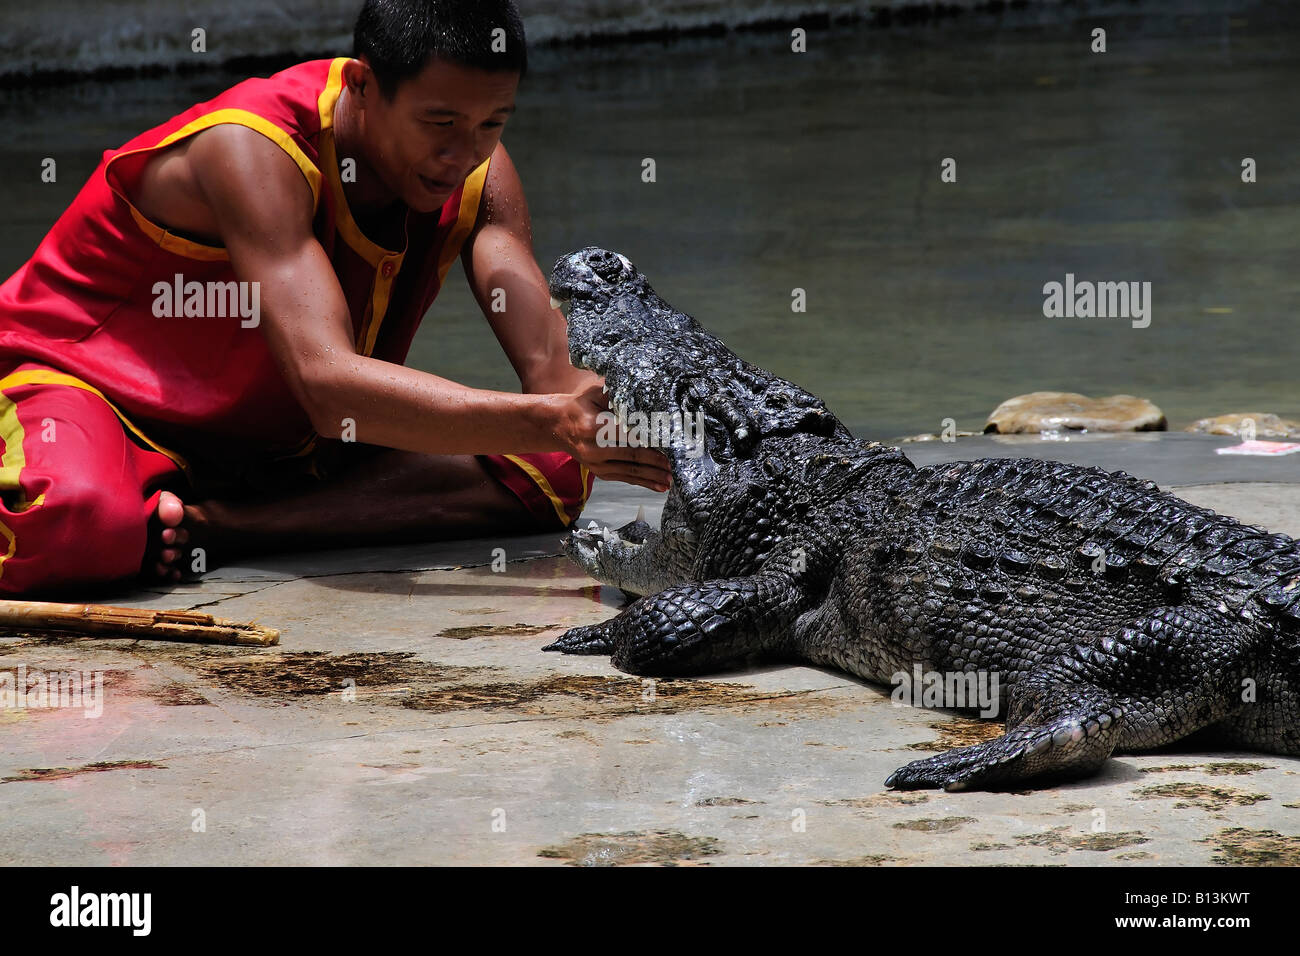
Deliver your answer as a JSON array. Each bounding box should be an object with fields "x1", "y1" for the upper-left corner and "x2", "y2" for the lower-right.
[
  {"x1": 549, "y1": 296, "x2": 563, "y2": 310},
  {"x1": 602, "y1": 527, "x2": 620, "y2": 547},
  {"x1": 636, "y1": 505, "x2": 646, "y2": 523},
  {"x1": 602, "y1": 383, "x2": 609, "y2": 394},
  {"x1": 587, "y1": 520, "x2": 600, "y2": 532}
]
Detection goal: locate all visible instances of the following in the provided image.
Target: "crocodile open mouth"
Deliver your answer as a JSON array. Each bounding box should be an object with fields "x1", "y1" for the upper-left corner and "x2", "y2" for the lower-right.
[{"x1": 566, "y1": 519, "x2": 645, "y2": 558}]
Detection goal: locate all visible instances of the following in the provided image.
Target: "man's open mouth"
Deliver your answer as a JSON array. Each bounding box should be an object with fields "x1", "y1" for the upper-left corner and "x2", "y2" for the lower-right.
[{"x1": 419, "y1": 175, "x2": 455, "y2": 193}]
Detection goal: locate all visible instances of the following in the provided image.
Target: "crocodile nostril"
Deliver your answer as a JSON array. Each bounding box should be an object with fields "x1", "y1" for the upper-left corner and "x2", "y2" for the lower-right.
[{"x1": 587, "y1": 250, "x2": 626, "y2": 283}]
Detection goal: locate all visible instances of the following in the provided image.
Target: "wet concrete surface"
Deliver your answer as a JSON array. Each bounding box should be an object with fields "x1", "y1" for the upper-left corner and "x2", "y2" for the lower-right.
[{"x1": 2, "y1": 433, "x2": 1298, "y2": 866}]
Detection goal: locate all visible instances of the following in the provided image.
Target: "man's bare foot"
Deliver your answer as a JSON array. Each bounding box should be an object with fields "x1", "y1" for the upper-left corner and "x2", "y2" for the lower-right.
[
  {"x1": 140, "y1": 451, "x2": 566, "y2": 584},
  {"x1": 148, "y1": 490, "x2": 190, "y2": 582}
]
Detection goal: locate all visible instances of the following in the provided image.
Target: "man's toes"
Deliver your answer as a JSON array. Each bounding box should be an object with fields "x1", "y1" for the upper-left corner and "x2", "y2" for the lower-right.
[
  {"x1": 160, "y1": 548, "x2": 180, "y2": 564},
  {"x1": 157, "y1": 490, "x2": 184, "y2": 528},
  {"x1": 160, "y1": 527, "x2": 190, "y2": 547}
]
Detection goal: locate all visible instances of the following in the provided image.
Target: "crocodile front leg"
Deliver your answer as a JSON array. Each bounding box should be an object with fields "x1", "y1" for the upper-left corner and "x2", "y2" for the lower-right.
[
  {"x1": 544, "y1": 567, "x2": 808, "y2": 676},
  {"x1": 886, "y1": 603, "x2": 1259, "y2": 791}
]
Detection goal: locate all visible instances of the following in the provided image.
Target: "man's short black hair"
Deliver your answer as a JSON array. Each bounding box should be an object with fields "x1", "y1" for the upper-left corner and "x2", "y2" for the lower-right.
[{"x1": 353, "y1": 0, "x2": 527, "y2": 98}]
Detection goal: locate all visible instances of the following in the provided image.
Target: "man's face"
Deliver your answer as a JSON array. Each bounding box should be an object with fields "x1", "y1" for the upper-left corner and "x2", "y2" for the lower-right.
[{"x1": 352, "y1": 56, "x2": 518, "y2": 214}]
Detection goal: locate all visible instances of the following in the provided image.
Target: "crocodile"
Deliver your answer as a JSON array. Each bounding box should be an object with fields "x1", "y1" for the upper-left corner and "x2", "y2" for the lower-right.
[{"x1": 542, "y1": 246, "x2": 1300, "y2": 791}]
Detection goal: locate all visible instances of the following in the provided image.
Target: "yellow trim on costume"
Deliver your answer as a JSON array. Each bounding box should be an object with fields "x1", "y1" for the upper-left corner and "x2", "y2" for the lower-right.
[
  {"x1": 318, "y1": 57, "x2": 347, "y2": 132},
  {"x1": 0, "y1": 369, "x2": 192, "y2": 481},
  {"x1": 126, "y1": 205, "x2": 230, "y2": 261},
  {"x1": 319, "y1": 129, "x2": 407, "y2": 356},
  {"x1": 503, "y1": 454, "x2": 571, "y2": 526},
  {"x1": 360, "y1": 267, "x2": 400, "y2": 356},
  {"x1": 0, "y1": 368, "x2": 190, "y2": 581},
  {"x1": 153, "y1": 109, "x2": 321, "y2": 200},
  {"x1": 107, "y1": 107, "x2": 325, "y2": 261},
  {"x1": 320, "y1": 130, "x2": 401, "y2": 268},
  {"x1": 0, "y1": 390, "x2": 47, "y2": 513},
  {"x1": 436, "y1": 154, "x2": 492, "y2": 286}
]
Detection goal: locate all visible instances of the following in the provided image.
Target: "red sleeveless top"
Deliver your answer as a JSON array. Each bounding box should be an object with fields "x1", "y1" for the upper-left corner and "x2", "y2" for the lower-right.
[{"x1": 0, "y1": 58, "x2": 491, "y2": 486}]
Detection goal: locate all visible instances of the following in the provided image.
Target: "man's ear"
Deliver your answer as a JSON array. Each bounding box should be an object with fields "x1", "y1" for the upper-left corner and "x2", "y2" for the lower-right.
[{"x1": 342, "y1": 57, "x2": 373, "y2": 101}]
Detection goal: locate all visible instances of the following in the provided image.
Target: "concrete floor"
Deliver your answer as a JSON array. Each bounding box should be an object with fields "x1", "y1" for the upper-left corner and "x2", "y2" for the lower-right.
[{"x1": 3, "y1": 432, "x2": 1299, "y2": 866}]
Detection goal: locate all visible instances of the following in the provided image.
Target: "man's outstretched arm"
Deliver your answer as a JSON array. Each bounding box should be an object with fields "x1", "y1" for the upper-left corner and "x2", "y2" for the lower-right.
[{"x1": 184, "y1": 124, "x2": 666, "y2": 488}]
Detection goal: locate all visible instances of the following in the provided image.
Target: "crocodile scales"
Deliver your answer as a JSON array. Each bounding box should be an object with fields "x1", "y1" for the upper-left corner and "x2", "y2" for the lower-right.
[{"x1": 543, "y1": 246, "x2": 1300, "y2": 791}]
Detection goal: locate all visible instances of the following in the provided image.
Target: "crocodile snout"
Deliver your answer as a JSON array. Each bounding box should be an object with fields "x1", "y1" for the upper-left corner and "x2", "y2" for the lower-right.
[{"x1": 549, "y1": 247, "x2": 637, "y2": 304}]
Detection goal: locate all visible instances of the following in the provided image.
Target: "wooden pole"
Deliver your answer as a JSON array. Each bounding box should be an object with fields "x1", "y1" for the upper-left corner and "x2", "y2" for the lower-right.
[{"x1": 0, "y1": 600, "x2": 279, "y2": 647}]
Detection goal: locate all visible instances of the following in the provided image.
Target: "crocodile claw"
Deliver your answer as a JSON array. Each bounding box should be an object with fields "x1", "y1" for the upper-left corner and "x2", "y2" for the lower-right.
[
  {"x1": 885, "y1": 707, "x2": 1123, "y2": 791},
  {"x1": 885, "y1": 744, "x2": 1017, "y2": 792}
]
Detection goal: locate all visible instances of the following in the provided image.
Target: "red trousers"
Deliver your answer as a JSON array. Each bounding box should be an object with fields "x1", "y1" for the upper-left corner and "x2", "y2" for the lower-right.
[{"x1": 0, "y1": 364, "x2": 593, "y2": 595}]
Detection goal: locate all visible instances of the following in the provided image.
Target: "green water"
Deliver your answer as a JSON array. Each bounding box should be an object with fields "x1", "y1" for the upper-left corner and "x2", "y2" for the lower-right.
[{"x1": 2, "y1": 5, "x2": 1298, "y2": 440}]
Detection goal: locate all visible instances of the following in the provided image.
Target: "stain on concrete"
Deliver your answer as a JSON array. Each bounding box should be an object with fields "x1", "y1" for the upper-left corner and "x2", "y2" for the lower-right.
[
  {"x1": 696, "y1": 796, "x2": 762, "y2": 807},
  {"x1": 821, "y1": 793, "x2": 931, "y2": 808},
  {"x1": 1140, "y1": 762, "x2": 1273, "y2": 776},
  {"x1": 1134, "y1": 783, "x2": 1271, "y2": 811},
  {"x1": 971, "y1": 842, "x2": 1012, "y2": 851},
  {"x1": 905, "y1": 716, "x2": 1004, "y2": 751},
  {"x1": 554, "y1": 729, "x2": 597, "y2": 742},
  {"x1": 401, "y1": 673, "x2": 783, "y2": 716},
  {"x1": 436, "y1": 623, "x2": 561, "y2": 640},
  {"x1": 814, "y1": 854, "x2": 905, "y2": 866},
  {"x1": 145, "y1": 683, "x2": 210, "y2": 706},
  {"x1": 191, "y1": 651, "x2": 485, "y2": 697},
  {"x1": 1200, "y1": 828, "x2": 1300, "y2": 865},
  {"x1": 1013, "y1": 825, "x2": 1149, "y2": 854},
  {"x1": 3, "y1": 759, "x2": 165, "y2": 783},
  {"x1": 1202, "y1": 761, "x2": 1274, "y2": 776},
  {"x1": 152, "y1": 648, "x2": 825, "y2": 721},
  {"x1": 538, "y1": 830, "x2": 721, "y2": 866},
  {"x1": 1116, "y1": 851, "x2": 1155, "y2": 860},
  {"x1": 893, "y1": 816, "x2": 977, "y2": 833}
]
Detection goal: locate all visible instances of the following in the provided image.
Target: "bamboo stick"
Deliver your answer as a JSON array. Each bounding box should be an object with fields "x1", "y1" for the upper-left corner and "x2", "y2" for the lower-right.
[{"x1": 0, "y1": 600, "x2": 279, "y2": 646}]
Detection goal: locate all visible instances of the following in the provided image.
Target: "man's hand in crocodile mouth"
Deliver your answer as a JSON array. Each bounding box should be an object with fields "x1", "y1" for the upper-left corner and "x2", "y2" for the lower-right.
[{"x1": 557, "y1": 377, "x2": 673, "y2": 493}]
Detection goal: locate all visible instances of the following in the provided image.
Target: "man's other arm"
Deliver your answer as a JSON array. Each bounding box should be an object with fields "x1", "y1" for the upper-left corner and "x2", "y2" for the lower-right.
[{"x1": 461, "y1": 144, "x2": 671, "y2": 491}]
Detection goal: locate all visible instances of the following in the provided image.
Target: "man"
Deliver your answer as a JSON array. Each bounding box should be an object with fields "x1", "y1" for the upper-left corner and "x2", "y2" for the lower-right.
[{"x1": 0, "y1": 0, "x2": 670, "y2": 593}]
